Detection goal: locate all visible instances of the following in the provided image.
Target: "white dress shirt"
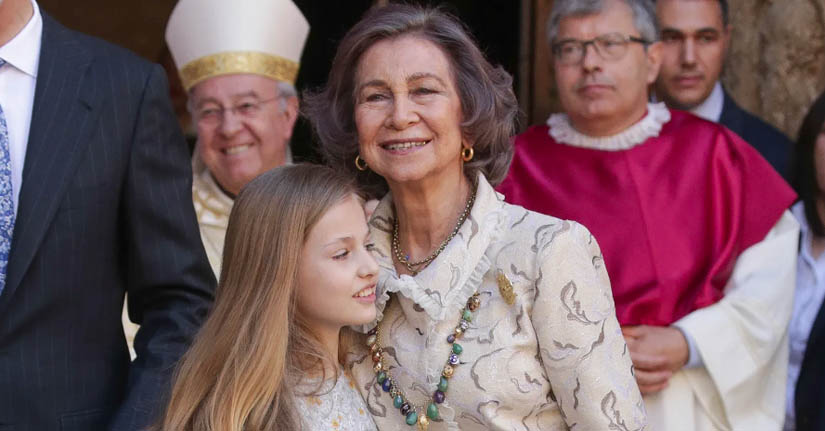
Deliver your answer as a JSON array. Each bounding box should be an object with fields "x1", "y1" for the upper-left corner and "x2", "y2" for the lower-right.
[
  {"x1": 784, "y1": 201, "x2": 825, "y2": 430},
  {"x1": 0, "y1": 0, "x2": 41, "y2": 214},
  {"x1": 689, "y1": 81, "x2": 725, "y2": 123}
]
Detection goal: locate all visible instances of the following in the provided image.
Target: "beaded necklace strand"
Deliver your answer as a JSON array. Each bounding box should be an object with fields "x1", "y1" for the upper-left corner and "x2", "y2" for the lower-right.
[
  {"x1": 371, "y1": 182, "x2": 478, "y2": 429},
  {"x1": 366, "y1": 292, "x2": 481, "y2": 430}
]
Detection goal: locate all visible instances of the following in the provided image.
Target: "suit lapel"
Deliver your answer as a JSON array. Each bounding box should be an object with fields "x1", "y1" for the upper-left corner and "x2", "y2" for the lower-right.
[
  {"x1": 2, "y1": 14, "x2": 99, "y2": 303},
  {"x1": 718, "y1": 91, "x2": 746, "y2": 134}
]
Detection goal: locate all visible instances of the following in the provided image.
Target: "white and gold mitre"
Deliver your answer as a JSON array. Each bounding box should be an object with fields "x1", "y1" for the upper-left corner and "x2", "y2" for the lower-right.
[{"x1": 165, "y1": 0, "x2": 309, "y2": 91}]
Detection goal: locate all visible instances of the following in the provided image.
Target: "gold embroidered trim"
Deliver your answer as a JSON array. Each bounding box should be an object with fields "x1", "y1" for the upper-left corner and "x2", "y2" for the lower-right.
[
  {"x1": 192, "y1": 188, "x2": 229, "y2": 227},
  {"x1": 179, "y1": 51, "x2": 300, "y2": 90}
]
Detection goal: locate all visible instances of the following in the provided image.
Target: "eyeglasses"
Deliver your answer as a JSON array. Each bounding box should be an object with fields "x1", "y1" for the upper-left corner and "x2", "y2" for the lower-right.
[
  {"x1": 552, "y1": 33, "x2": 649, "y2": 65},
  {"x1": 195, "y1": 95, "x2": 282, "y2": 125}
]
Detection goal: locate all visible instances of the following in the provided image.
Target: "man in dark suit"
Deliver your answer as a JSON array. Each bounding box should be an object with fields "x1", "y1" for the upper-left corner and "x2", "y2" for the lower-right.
[
  {"x1": 0, "y1": 0, "x2": 216, "y2": 430},
  {"x1": 653, "y1": 0, "x2": 792, "y2": 180}
]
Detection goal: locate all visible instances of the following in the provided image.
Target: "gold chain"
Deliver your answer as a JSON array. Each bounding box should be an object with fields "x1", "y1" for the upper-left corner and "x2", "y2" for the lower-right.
[{"x1": 392, "y1": 185, "x2": 476, "y2": 276}]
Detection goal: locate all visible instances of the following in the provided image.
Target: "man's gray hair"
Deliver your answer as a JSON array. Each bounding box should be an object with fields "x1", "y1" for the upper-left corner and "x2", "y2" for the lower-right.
[
  {"x1": 546, "y1": 0, "x2": 658, "y2": 44},
  {"x1": 275, "y1": 81, "x2": 297, "y2": 112}
]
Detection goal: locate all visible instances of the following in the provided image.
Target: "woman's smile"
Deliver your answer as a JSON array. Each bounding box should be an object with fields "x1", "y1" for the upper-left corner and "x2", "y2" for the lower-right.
[{"x1": 379, "y1": 139, "x2": 432, "y2": 154}]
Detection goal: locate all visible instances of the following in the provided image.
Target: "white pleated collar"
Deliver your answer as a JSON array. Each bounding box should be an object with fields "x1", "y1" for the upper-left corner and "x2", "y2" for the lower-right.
[
  {"x1": 547, "y1": 102, "x2": 671, "y2": 151},
  {"x1": 355, "y1": 173, "x2": 509, "y2": 331}
]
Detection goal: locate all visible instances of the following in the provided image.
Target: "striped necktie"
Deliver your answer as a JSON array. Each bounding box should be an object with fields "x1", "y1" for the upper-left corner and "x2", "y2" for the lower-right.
[{"x1": 0, "y1": 58, "x2": 16, "y2": 295}]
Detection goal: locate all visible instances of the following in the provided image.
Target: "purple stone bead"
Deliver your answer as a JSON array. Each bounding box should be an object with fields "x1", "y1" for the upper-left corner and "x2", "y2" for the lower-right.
[
  {"x1": 449, "y1": 353, "x2": 460, "y2": 365},
  {"x1": 382, "y1": 378, "x2": 392, "y2": 392},
  {"x1": 433, "y1": 390, "x2": 446, "y2": 404},
  {"x1": 446, "y1": 334, "x2": 456, "y2": 343}
]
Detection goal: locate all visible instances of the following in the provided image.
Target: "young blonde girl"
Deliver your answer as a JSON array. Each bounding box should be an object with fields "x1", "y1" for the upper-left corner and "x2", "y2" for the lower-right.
[{"x1": 156, "y1": 164, "x2": 379, "y2": 430}]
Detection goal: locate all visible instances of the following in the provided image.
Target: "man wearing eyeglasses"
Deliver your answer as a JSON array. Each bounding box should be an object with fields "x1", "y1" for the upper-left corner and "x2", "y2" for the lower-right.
[
  {"x1": 653, "y1": 0, "x2": 791, "y2": 180},
  {"x1": 166, "y1": 0, "x2": 309, "y2": 276},
  {"x1": 499, "y1": 0, "x2": 798, "y2": 430}
]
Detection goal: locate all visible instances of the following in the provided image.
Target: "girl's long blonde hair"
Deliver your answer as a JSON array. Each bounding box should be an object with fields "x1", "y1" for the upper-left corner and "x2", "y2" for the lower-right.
[{"x1": 157, "y1": 163, "x2": 359, "y2": 431}]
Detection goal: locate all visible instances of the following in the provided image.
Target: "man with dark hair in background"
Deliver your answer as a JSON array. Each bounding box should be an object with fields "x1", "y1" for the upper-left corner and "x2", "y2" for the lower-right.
[{"x1": 654, "y1": 0, "x2": 792, "y2": 179}]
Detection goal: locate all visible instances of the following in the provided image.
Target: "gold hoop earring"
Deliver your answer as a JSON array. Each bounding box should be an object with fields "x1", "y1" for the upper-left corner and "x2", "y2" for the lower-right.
[
  {"x1": 461, "y1": 147, "x2": 474, "y2": 162},
  {"x1": 355, "y1": 155, "x2": 368, "y2": 171}
]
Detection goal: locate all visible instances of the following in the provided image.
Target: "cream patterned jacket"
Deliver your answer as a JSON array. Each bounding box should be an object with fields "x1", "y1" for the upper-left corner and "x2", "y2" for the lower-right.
[{"x1": 351, "y1": 175, "x2": 647, "y2": 430}]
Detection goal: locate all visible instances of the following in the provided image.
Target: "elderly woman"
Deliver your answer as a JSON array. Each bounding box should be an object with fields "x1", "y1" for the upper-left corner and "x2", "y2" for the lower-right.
[{"x1": 305, "y1": 5, "x2": 646, "y2": 430}]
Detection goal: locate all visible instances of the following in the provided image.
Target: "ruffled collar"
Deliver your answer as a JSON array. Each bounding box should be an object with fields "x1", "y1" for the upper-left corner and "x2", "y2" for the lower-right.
[
  {"x1": 547, "y1": 102, "x2": 671, "y2": 151},
  {"x1": 356, "y1": 173, "x2": 509, "y2": 332}
]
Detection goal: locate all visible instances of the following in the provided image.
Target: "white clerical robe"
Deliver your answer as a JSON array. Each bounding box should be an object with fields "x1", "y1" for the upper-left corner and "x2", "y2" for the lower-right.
[
  {"x1": 191, "y1": 157, "x2": 232, "y2": 278},
  {"x1": 648, "y1": 210, "x2": 798, "y2": 431}
]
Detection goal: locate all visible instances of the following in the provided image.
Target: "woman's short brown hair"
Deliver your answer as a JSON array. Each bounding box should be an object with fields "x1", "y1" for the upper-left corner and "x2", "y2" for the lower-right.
[{"x1": 304, "y1": 3, "x2": 519, "y2": 198}]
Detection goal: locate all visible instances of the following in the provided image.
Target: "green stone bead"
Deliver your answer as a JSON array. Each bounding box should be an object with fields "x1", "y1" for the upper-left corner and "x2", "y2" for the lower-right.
[
  {"x1": 438, "y1": 376, "x2": 449, "y2": 392},
  {"x1": 377, "y1": 371, "x2": 387, "y2": 384},
  {"x1": 462, "y1": 309, "x2": 472, "y2": 321},
  {"x1": 427, "y1": 403, "x2": 439, "y2": 420},
  {"x1": 452, "y1": 343, "x2": 463, "y2": 355},
  {"x1": 405, "y1": 411, "x2": 418, "y2": 426},
  {"x1": 394, "y1": 395, "x2": 404, "y2": 408}
]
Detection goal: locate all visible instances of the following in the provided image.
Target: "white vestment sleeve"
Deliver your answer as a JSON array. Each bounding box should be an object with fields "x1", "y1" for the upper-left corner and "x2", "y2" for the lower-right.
[
  {"x1": 674, "y1": 326, "x2": 704, "y2": 368},
  {"x1": 674, "y1": 209, "x2": 799, "y2": 430}
]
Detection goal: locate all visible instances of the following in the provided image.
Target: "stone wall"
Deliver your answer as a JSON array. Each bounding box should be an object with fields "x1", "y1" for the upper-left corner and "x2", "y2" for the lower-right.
[{"x1": 724, "y1": 0, "x2": 825, "y2": 141}]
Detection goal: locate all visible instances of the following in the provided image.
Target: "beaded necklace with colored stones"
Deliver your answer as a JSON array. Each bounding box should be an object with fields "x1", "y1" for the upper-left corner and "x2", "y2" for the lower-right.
[{"x1": 366, "y1": 292, "x2": 481, "y2": 430}]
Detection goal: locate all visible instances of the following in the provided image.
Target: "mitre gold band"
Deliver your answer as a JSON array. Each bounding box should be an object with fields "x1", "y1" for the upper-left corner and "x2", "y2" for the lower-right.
[{"x1": 179, "y1": 51, "x2": 300, "y2": 91}]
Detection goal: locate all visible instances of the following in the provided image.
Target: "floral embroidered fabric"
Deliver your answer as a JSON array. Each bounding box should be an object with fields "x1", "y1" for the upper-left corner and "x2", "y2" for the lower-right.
[
  {"x1": 295, "y1": 371, "x2": 378, "y2": 431},
  {"x1": 351, "y1": 174, "x2": 647, "y2": 430}
]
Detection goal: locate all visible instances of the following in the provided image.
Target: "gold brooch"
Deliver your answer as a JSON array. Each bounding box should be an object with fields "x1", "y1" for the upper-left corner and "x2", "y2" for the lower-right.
[{"x1": 496, "y1": 270, "x2": 516, "y2": 305}]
